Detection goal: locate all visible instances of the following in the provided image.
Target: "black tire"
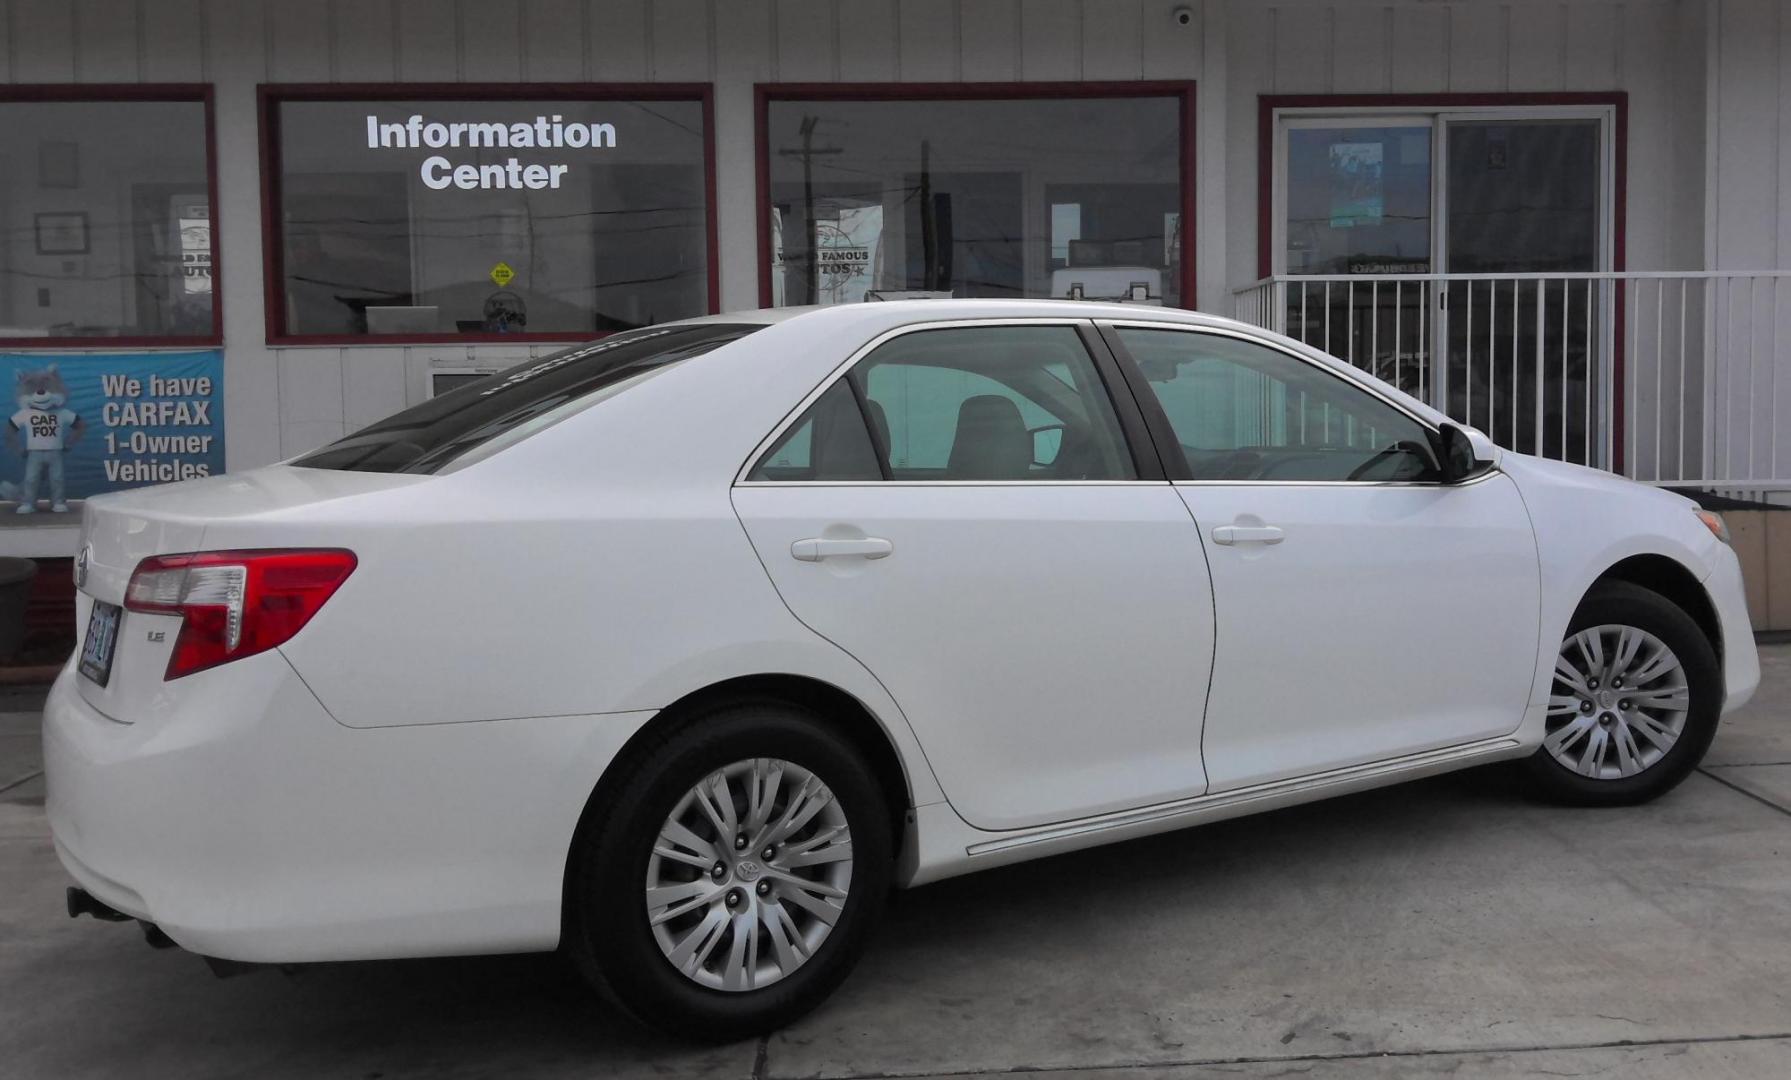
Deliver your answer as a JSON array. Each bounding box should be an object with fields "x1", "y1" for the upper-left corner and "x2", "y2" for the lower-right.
[
  {"x1": 565, "y1": 700, "x2": 892, "y2": 1041},
  {"x1": 1524, "y1": 580, "x2": 1722, "y2": 806}
]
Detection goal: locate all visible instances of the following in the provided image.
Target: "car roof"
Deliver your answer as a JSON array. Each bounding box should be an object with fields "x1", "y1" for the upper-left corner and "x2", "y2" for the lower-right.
[{"x1": 697, "y1": 299, "x2": 1251, "y2": 332}]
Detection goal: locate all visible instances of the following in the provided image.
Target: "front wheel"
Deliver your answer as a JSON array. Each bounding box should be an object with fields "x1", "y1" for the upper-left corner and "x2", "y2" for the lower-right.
[
  {"x1": 1525, "y1": 580, "x2": 1722, "y2": 806},
  {"x1": 565, "y1": 702, "x2": 892, "y2": 1040}
]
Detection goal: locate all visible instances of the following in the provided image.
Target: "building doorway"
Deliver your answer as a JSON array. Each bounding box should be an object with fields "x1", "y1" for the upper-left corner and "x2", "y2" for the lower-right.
[{"x1": 1270, "y1": 101, "x2": 1618, "y2": 465}]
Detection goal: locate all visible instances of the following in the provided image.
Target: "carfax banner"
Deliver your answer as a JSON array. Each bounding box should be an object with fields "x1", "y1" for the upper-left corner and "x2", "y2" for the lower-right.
[{"x1": 0, "y1": 351, "x2": 224, "y2": 515}]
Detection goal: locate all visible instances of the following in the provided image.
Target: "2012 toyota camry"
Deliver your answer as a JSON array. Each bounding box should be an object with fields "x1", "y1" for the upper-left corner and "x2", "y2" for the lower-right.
[{"x1": 46, "y1": 301, "x2": 1759, "y2": 1038}]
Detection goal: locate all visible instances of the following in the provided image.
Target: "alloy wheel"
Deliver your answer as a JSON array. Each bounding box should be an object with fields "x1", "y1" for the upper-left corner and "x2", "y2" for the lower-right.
[
  {"x1": 644, "y1": 757, "x2": 855, "y2": 992},
  {"x1": 1546, "y1": 623, "x2": 1690, "y2": 780}
]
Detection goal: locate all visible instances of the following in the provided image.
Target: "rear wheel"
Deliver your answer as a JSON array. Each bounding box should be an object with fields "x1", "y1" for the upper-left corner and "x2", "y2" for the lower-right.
[
  {"x1": 1524, "y1": 580, "x2": 1721, "y2": 806},
  {"x1": 565, "y1": 702, "x2": 891, "y2": 1040}
]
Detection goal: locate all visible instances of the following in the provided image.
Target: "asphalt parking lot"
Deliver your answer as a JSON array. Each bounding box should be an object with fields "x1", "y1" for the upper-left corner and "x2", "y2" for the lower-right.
[{"x1": 4, "y1": 646, "x2": 1790, "y2": 1079}]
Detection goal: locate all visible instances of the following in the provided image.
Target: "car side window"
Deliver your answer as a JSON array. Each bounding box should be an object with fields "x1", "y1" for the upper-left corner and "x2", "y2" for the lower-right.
[
  {"x1": 748, "y1": 380, "x2": 883, "y2": 481},
  {"x1": 849, "y1": 325, "x2": 1135, "y2": 481},
  {"x1": 1116, "y1": 328, "x2": 1442, "y2": 483}
]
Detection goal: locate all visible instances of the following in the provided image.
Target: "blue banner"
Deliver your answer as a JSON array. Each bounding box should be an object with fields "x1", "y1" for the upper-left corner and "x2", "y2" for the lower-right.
[{"x1": 0, "y1": 351, "x2": 224, "y2": 513}]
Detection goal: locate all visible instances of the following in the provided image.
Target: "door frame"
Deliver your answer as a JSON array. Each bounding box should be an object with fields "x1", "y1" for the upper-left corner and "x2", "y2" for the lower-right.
[
  {"x1": 1258, "y1": 93, "x2": 1628, "y2": 467},
  {"x1": 1257, "y1": 93, "x2": 1628, "y2": 282}
]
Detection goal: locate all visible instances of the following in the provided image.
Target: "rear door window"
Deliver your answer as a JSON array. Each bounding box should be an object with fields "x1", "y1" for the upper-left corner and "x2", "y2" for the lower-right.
[
  {"x1": 853, "y1": 325, "x2": 1135, "y2": 481},
  {"x1": 292, "y1": 323, "x2": 762, "y2": 473}
]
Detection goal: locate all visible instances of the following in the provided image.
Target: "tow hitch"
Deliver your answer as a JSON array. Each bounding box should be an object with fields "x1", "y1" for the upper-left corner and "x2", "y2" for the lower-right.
[
  {"x1": 65, "y1": 886, "x2": 281, "y2": 978},
  {"x1": 65, "y1": 886, "x2": 130, "y2": 922}
]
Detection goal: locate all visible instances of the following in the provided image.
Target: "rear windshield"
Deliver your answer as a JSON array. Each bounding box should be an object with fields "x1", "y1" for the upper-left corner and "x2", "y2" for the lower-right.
[{"x1": 292, "y1": 323, "x2": 762, "y2": 473}]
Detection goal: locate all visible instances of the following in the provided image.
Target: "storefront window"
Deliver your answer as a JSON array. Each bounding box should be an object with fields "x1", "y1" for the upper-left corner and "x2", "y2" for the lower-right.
[
  {"x1": 266, "y1": 89, "x2": 713, "y2": 341},
  {"x1": 762, "y1": 90, "x2": 1191, "y2": 308},
  {"x1": 0, "y1": 93, "x2": 215, "y2": 345}
]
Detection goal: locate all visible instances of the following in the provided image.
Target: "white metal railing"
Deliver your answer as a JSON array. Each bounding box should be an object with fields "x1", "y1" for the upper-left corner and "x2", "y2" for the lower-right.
[{"x1": 1233, "y1": 271, "x2": 1791, "y2": 493}]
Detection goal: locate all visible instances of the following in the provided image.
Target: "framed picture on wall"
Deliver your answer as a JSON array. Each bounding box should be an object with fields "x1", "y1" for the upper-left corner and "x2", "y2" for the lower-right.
[{"x1": 35, "y1": 211, "x2": 89, "y2": 255}]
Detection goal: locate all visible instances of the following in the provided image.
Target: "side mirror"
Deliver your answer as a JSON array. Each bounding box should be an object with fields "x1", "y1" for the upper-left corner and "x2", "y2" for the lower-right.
[
  {"x1": 1437, "y1": 423, "x2": 1494, "y2": 483},
  {"x1": 1030, "y1": 424, "x2": 1065, "y2": 467}
]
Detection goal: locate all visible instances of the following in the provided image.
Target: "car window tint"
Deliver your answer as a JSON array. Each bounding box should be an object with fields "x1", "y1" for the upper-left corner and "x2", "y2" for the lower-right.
[
  {"x1": 293, "y1": 323, "x2": 762, "y2": 474},
  {"x1": 850, "y1": 325, "x2": 1135, "y2": 481},
  {"x1": 1117, "y1": 328, "x2": 1440, "y2": 483},
  {"x1": 749, "y1": 380, "x2": 883, "y2": 481}
]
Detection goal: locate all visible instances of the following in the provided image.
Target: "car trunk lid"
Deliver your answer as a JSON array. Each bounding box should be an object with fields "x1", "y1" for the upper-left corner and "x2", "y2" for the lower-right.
[{"x1": 72, "y1": 466, "x2": 425, "y2": 722}]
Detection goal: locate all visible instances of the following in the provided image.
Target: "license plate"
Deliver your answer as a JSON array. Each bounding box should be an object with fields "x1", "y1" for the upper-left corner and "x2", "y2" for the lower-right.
[{"x1": 78, "y1": 601, "x2": 122, "y2": 687}]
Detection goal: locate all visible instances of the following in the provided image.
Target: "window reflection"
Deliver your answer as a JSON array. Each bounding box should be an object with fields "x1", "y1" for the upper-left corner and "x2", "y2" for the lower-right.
[
  {"x1": 0, "y1": 99, "x2": 213, "y2": 341},
  {"x1": 273, "y1": 98, "x2": 710, "y2": 338},
  {"x1": 765, "y1": 96, "x2": 1185, "y2": 307}
]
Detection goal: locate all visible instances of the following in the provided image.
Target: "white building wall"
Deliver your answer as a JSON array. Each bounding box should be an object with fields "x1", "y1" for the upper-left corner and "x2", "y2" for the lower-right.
[
  {"x1": 0, "y1": 0, "x2": 1208, "y2": 488},
  {"x1": 1701, "y1": 0, "x2": 1789, "y2": 492},
  {"x1": 1707, "y1": 0, "x2": 1790, "y2": 273},
  {"x1": 1221, "y1": 0, "x2": 1704, "y2": 294},
  {"x1": 0, "y1": 0, "x2": 1777, "y2": 531}
]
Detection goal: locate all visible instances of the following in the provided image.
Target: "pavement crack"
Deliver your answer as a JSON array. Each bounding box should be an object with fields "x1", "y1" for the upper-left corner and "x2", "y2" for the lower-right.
[
  {"x1": 753, "y1": 1034, "x2": 770, "y2": 1080},
  {"x1": 794, "y1": 1032, "x2": 1791, "y2": 1080},
  {"x1": 0, "y1": 770, "x2": 43, "y2": 797},
  {"x1": 1697, "y1": 767, "x2": 1791, "y2": 818},
  {"x1": 1705, "y1": 760, "x2": 1791, "y2": 768}
]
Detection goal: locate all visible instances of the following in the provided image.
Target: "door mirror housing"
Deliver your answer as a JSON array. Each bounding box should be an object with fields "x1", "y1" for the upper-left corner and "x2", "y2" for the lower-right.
[{"x1": 1436, "y1": 423, "x2": 1495, "y2": 483}]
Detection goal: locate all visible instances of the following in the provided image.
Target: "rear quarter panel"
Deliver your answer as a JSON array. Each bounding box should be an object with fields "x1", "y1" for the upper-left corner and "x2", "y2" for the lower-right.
[{"x1": 263, "y1": 319, "x2": 950, "y2": 807}]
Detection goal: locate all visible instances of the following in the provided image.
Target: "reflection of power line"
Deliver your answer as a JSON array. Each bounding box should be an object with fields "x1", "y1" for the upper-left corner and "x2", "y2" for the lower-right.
[{"x1": 777, "y1": 116, "x2": 843, "y2": 305}]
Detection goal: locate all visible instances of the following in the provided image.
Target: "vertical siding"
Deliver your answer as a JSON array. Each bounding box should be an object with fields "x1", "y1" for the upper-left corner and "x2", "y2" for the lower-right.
[
  {"x1": 522, "y1": 0, "x2": 586, "y2": 83},
  {"x1": 394, "y1": 0, "x2": 459, "y2": 81},
  {"x1": 15, "y1": 0, "x2": 1744, "y2": 487},
  {"x1": 1225, "y1": 0, "x2": 1693, "y2": 292},
  {"x1": 0, "y1": 0, "x2": 1195, "y2": 473},
  {"x1": 1703, "y1": 0, "x2": 1787, "y2": 490},
  {"x1": 11, "y1": 0, "x2": 75, "y2": 82},
  {"x1": 1083, "y1": 2, "x2": 1146, "y2": 81},
  {"x1": 1708, "y1": 0, "x2": 1787, "y2": 271},
  {"x1": 73, "y1": 0, "x2": 140, "y2": 84}
]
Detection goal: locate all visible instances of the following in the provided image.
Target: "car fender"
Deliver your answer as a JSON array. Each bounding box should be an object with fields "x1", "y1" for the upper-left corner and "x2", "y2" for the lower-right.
[{"x1": 1498, "y1": 453, "x2": 1722, "y2": 720}]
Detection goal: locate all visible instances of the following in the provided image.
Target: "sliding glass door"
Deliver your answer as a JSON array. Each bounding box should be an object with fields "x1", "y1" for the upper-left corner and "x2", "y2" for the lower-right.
[
  {"x1": 1275, "y1": 107, "x2": 1614, "y2": 464},
  {"x1": 1441, "y1": 116, "x2": 1604, "y2": 463}
]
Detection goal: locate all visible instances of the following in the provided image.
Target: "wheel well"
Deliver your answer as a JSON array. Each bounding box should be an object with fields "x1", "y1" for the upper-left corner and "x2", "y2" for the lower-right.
[
  {"x1": 1591, "y1": 554, "x2": 1722, "y2": 659},
  {"x1": 559, "y1": 674, "x2": 914, "y2": 941}
]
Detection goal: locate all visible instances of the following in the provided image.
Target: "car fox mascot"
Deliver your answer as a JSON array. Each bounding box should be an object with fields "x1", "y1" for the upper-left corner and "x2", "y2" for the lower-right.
[{"x1": 4, "y1": 364, "x2": 85, "y2": 513}]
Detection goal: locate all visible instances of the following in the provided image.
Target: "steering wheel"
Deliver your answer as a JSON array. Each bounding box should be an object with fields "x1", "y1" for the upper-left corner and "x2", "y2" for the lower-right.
[{"x1": 1345, "y1": 440, "x2": 1433, "y2": 482}]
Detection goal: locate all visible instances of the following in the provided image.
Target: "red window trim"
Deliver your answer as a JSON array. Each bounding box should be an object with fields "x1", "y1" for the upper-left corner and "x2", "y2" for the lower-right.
[
  {"x1": 257, "y1": 82, "x2": 720, "y2": 348},
  {"x1": 753, "y1": 81, "x2": 1198, "y2": 312},
  {"x1": 0, "y1": 84, "x2": 222, "y2": 350},
  {"x1": 1256, "y1": 91, "x2": 1629, "y2": 470},
  {"x1": 1255, "y1": 92, "x2": 1628, "y2": 279}
]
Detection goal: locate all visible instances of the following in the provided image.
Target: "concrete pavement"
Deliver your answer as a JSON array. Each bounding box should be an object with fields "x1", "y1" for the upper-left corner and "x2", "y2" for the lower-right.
[{"x1": 2, "y1": 647, "x2": 1788, "y2": 1078}]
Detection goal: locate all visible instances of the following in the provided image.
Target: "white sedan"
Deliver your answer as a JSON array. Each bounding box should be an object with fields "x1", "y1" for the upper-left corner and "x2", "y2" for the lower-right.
[{"x1": 46, "y1": 301, "x2": 1759, "y2": 1038}]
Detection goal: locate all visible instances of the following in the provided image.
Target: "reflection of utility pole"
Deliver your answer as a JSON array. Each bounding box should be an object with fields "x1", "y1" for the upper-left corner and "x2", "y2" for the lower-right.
[
  {"x1": 777, "y1": 116, "x2": 842, "y2": 305},
  {"x1": 919, "y1": 138, "x2": 935, "y2": 292}
]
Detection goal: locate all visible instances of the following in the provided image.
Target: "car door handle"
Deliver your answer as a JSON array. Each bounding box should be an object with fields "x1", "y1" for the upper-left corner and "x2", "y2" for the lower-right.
[
  {"x1": 791, "y1": 537, "x2": 895, "y2": 562},
  {"x1": 1211, "y1": 524, "x2": 1285, "y2": 546}
]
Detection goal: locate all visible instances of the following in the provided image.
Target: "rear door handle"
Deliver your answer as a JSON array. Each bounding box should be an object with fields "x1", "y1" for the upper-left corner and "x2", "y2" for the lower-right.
[
  {"x1": 791, "y1": 537, "x2": 894, "y2": 562},
  {"x1": 1211, "y1": 524, "x2": 1285, "y2": 546}
]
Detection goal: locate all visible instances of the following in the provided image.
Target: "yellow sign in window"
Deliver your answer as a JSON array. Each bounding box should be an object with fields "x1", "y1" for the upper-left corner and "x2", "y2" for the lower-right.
[{"x1": 489, "y1": 262, "x2": 515, "y2": 287}]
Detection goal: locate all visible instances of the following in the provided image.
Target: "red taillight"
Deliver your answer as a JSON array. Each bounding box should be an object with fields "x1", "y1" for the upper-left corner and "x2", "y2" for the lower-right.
[{"x1": 124, "y1": 549, "x2": 357, "y2": 679}]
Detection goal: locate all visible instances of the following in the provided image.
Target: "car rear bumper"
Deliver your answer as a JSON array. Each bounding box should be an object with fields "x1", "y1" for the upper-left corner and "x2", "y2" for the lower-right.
[{"x1": 43, "y1": 654, "x2": 656, "y2": 963}]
